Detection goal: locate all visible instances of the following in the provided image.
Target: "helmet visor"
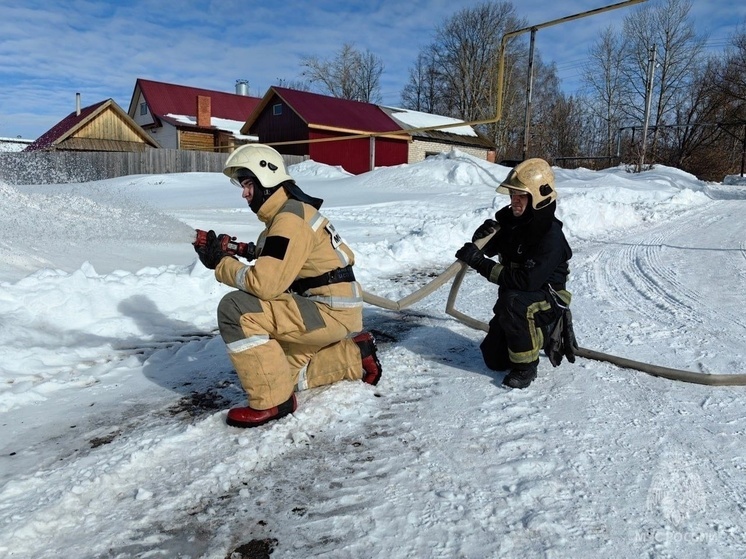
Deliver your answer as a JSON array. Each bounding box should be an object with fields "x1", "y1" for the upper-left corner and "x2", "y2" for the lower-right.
[{"x1": 230, "y1": 169, "x2": 257, "y2": 188}]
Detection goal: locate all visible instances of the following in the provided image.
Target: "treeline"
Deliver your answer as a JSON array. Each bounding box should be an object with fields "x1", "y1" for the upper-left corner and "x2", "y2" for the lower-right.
[{"x1": 292, "y1": 0, "x2": 745, "y2": 181}]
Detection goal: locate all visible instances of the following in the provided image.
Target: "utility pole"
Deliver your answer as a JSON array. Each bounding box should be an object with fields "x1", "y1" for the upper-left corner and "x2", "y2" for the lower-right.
[{"x1": 638, "y1": 44, "x2": 656, "y2": 172}]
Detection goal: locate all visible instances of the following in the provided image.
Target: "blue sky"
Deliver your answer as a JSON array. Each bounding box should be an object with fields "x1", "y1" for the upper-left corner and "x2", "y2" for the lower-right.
[{"x1": 0, "y1": 0, "x2": 743, "y2": 140}]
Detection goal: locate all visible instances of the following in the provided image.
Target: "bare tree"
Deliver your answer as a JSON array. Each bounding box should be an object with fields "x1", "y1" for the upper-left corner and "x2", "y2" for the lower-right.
[
  {"x1": 301, "y1": 43, "x2": 384, "y2": 102},
  {"x1": 431, "y1": 3, "x2": 518, "y2": 121},
  {"x1": 664, "y1": 58, "x2": 732, "y2": 176},
  {"x1": 355, "y1": 49, "x2": 384, "y2": 104},
  {"x1": 705, "y1": 26, "x2": 746, "y2": 178},
  {"x1": 718, "y1": 26, "x2": 746, "y2": 103},
  {"x1": 621, "y1": 0, "x2": 705, "y2": 159},
  {"x1": 275, "y1": 78, "x2": 311, "y2": 91},
  {"x1": 582, "y1": 26, "x2": 627, "y2": 160},
  {"x1": 400, "y1": 50, "x2": 440, "y2": 113},
  {"x1": 544, "y1": 93, "x2": 586, "y2": 162},
  {"x1": 398, "y1": 0, "x2": 575, "y2": 161},
  {"x1": 524, "y1": 57, "x2": 563, "y2": 156}
]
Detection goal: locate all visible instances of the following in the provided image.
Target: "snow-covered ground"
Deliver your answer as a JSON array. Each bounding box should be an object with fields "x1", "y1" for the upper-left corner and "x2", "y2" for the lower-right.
[{"x1": 1, "y1": 151, "x2": 745, "y2": 558}]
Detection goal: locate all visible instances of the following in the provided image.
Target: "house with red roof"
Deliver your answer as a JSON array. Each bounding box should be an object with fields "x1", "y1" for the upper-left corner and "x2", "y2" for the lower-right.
[
  {"x1": 25, "y1": 96, "x2": 158, "y2": 152},
  {"x1": 241, "y1": 86, "x2": 411, "y2": 175},
  {"x1": 128, "y1": 78, "x2": 262, "y2": 152}
]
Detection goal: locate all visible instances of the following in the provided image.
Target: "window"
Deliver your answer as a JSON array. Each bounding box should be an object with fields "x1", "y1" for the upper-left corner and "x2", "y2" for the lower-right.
[
  {"x1": 140, "y1": 102, "x2": 148, "y2": 116},
  {"x1": 272, "y1": 104, "x2": 282, "y2": 116}
]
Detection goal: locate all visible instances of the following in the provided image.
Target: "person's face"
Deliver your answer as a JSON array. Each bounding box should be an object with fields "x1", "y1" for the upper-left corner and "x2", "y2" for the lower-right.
[
  {"x1": 509, "y1": 190, "x2": 529, "y2": 217},
  {"x1": 240, "y1": 177, "x2": 256, "y2": 206}
]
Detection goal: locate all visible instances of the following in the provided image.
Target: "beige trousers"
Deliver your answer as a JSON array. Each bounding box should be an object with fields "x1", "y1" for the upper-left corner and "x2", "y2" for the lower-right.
[{"x1": 217, "y1": 290, "x2": 362, "y2": 409}]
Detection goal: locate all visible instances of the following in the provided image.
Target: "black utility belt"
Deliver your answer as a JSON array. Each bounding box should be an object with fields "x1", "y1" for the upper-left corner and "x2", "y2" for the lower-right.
[{"x1": 290, "y1": 265, "x2": 355, "y2": 293}]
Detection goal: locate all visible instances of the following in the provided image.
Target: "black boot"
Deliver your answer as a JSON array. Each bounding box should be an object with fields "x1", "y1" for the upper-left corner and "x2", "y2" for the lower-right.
[{"x1": 502, "y1": 365, "x2": 537, "y2": 389}]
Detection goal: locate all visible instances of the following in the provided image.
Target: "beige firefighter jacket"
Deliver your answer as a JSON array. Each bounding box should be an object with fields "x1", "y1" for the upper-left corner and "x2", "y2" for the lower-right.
[{"x1": 215, "y1": 187, "x2": 364, "y2": 331}]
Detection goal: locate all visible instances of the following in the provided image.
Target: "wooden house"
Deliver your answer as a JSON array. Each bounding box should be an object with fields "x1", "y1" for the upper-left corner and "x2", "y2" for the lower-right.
[
  {"x1": 25, "y1": 97, "x2": 158, "y2": 152},
  {"x1": 241, "y1": 86, "x2": 410, "y2": 175},
  {"x1": 380, "y1": 106, "x2": 496, "y2": 163},
  {"x1": 128, "y1": 78, "x2": 261, "y2": 152}
]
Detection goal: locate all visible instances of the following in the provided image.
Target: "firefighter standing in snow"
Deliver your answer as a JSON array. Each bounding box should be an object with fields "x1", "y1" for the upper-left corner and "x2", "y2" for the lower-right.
[
  {"x1": 455, "y1": 158, "x2": 574, "y2": 389},
  {"x1": 195, "y1": 144, "x2": 381, "y2": 428}
]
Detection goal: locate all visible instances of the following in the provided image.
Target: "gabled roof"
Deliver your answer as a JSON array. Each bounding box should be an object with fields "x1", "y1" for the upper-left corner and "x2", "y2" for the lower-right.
[
  {"x1": 130, "y1": 78, "x2": 261, "y2": 123},
  {"x1": 26, "y1": 100, "x2": 106, "y2": 151},
  {"x1": 241, "y1": 86, "x2": 406, "y2": 136},
  {"x1": 25, "y1": 99, "x2": 159, "y2": 151}
]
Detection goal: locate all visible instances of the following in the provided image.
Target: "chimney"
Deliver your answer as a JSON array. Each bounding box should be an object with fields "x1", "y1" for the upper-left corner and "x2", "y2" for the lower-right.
[
  {"x1": 235, "y1": 79, "x2": 249, "y2": 96},
  {"x1": 196, "y1": 95, "x2": 211, "y2": 128},
  {"x1": 76, "y1": 92, "x2": 81, "y2": 116}
]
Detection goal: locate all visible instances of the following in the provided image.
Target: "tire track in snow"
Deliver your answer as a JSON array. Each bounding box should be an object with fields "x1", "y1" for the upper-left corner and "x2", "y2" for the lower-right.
[
  {"x1": 640, "y1": 202, "x2": 746, "y2": 333},
  {"x1": 595, "y1": 214, "x2": 706, "y2": 326},
  {"x1": 576, "y1": 201, "x2": 746, "y2": 355}
]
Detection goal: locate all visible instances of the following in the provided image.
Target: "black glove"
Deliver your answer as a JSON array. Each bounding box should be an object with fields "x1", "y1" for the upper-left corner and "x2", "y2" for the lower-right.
[
  {"x1": 239, "y1": 242, "x2": 257, "y2": 261},
  {"x1": 195, "y1": 229, "x2": 229, "y2": 270},
  {"x1": 562, "y1": 308, "x2": 578, "y2": 364},
  {"x1": 546, "y1": 315, "x2": 565, "y2": 367},
  {"x1": 472, "y1": 219, "x2": 498, "y2": 242},
  {"x1": 546, "y1": 309, "x2": 578, "y2": 367},
  {"x1": 455, "y1": 242, "x2": 496, "y2": 279}
]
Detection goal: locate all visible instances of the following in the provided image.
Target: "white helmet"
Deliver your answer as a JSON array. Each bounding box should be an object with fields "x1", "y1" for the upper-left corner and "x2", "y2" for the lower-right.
[
  {"x1": 223, "y1": 144, "x2": 292, "y2": 188},
  {"x1": 496, "y1": 158, "x2": 557, "y2": 210}
]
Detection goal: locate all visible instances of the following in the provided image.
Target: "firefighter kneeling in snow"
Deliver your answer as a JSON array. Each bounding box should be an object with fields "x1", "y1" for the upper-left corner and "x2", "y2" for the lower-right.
[
  {"x1": 455, "y1": 158, "x2": 576, "y2": 389},
  {"x1": 195, "y1": 144, "x2": 381, "y2": 428}
]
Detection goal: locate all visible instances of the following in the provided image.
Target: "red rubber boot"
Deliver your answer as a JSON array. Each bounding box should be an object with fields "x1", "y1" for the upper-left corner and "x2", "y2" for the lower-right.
[
  {"x1": 226, "y1": 394, "x2": 297, "y2": 428},
  {"x1": 353, "y1": 332, "x2": 383, "y2": 385}
]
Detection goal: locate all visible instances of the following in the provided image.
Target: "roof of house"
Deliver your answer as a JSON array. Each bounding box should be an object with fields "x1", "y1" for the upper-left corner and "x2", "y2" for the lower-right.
[
  {"x1": 26, "y1": 100, "x2": 106, "y2": 151},
  {"x1": 381, "y1": 106, "x2": 496, "y2": 150},
  {"x1": 25, "y1": 99, "x2": 159, "y2": 152},
  {"x1": 1, "y1": 137, "x2": 35, "y2": 152},
  {"x1": 241, "y1": 86, "x2": 406, "y2": 136},
  {"x1": 130, "y1": 78, "x2": 261, "y2": 125}
]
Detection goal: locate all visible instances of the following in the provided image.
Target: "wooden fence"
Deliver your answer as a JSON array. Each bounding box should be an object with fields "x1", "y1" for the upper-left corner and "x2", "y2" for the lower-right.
[{"x1": 0, "y1": 149, "x2": 307, "y2": 185}]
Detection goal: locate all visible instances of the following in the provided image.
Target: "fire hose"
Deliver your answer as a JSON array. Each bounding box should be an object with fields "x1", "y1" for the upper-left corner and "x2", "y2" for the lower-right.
[
  {"x1": 195, "y1": 229, "x2": 746, "y2": 386},
  {"x1": 361, "y1": 237, "x2": 746, "y2": 387}
]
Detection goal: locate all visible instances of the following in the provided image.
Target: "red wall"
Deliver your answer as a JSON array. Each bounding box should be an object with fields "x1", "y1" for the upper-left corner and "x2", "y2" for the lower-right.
[{"x1": 308, "y1": 130, "x2": 408, "y2": 175}]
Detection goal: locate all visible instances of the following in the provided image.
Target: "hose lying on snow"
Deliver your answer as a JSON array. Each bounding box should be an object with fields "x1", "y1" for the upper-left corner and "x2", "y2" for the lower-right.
[
  {"x1": 361, "y1": 238, "x2": 746, "y2": 386},
  {"x1": 573, "y1": 346, "x2": 746, "y2": 386}
]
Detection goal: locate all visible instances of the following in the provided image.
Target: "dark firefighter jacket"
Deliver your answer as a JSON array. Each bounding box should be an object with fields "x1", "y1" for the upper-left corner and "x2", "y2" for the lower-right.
[{"x1": 482, "y1": 201, "x2": 572, "y2": 293}]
